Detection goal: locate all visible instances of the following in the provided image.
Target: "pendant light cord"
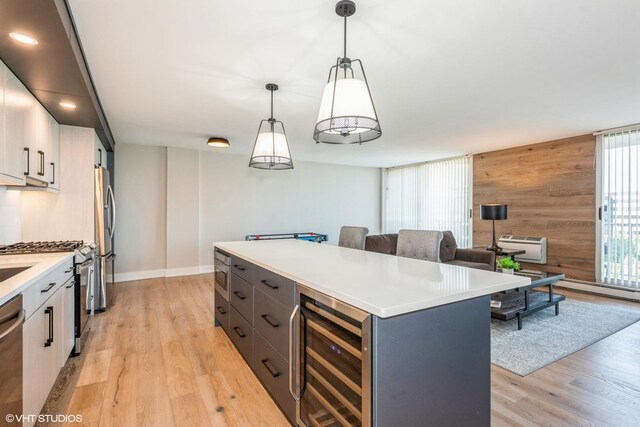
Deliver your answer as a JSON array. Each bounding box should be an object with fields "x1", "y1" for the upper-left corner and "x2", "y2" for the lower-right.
[
  {"x1": 343, "y1": 16, "x2": 347, "y2": 59},
  {"x1": 269, "y1": 87, "x2": 274, "y2": 121}
]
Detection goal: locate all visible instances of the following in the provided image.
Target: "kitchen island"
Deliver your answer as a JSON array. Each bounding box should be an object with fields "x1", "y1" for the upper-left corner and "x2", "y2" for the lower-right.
[{"x1": 213, "y1": 240, "x2": 530, "y2": 427}]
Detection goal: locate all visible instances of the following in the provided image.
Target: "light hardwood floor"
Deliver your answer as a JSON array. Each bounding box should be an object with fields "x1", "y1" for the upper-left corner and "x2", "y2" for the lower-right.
[{"x1": 41, "y1": 275, "x2": 640, "y2": 427}]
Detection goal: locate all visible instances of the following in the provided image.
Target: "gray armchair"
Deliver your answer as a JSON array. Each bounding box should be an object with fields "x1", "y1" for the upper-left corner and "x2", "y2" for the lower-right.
[
  {"x1": 338, "y1": 226, "x2": 369, "y2": 250},
  {"x1": 396, "y1": 229, "x2": 443, "y2": 262}
]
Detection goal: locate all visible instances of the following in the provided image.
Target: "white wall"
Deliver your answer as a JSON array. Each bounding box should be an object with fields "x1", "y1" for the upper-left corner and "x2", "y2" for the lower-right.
[
  {"x1": 114, "y1": 143, "x2": 167, "y2": 277},
  {"x1": 0, "y1": 188, "x2": 21, "y2": 244},
  {"x1": 113, "y1": 143, "x2": 381, "y2": 281}
]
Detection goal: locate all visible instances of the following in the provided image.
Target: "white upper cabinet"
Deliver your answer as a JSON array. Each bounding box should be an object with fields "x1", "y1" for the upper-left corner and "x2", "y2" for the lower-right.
[
  {"x1": 49, "y1": 115, "x2": 60, "y2": 190},
  {"x1": 95, "y1": 133, "x2": 107, "y2": 169},
  {"x1": 0, "y1": 60, "x2": 61, "y2": 189},
  {"x1": 1, "y1": 61, "x2": 28, "y2": 184}
]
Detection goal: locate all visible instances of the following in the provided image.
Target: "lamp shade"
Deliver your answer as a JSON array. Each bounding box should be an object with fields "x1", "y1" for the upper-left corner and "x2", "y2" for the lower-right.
[
  {"x1": 249, "y1": 120, "x2": 293, "y2": 170},
  {"x1": 313, "y1": 59, "x2": 381, "y2": 144},
  {"x1": 480, "y1": 204, "x2": 507, "y2": 220}
]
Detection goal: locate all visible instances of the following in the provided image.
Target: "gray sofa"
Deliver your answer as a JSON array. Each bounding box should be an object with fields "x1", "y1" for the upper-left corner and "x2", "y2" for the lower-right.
[{"x1": 365, "y1": 230, "x2": 495, "y2": 271}]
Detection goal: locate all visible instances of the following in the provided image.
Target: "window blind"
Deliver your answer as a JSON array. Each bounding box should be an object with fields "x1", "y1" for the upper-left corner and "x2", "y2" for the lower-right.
[
  {"x1": 601, "y1": 130, "x2": 640, "y2": 288},
  {"x1": 384, "y1": 156, "x2": 472, "y2": 247}
]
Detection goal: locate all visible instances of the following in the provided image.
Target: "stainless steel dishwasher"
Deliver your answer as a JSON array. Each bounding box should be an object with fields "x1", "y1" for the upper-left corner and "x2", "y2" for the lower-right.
[{"x1": 0, "y1": 294, "x2": 25, "y2": 420}]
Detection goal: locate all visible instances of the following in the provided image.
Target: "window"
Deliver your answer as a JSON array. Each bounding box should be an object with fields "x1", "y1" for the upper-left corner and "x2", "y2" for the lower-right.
[
  {"x1": 598, "y1": 129, "x2": 640, "y2": 288},
  {"x1": 384, "y1": 156, "x2": 472, "y2": 247}
]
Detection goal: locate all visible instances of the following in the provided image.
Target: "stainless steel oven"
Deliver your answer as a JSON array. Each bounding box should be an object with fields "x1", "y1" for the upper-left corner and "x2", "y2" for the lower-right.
[
  {"x1": 74, "y1": 245, "x2": 96, "y2": 354},
  {"x1": 291, "y1": 284, "x2": 371, "y2": 427},
  {"x1": 214, "y1": 248, "x2": 230, "y2": 301}
]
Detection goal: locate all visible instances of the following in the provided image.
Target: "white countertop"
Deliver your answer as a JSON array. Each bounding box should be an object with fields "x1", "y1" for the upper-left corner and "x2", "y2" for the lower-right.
[
  {"x1": 0, "y1": 252, "x2": 75, "y2": 306},
  {"x1": 214, "y1": 240, "x2": 531, "y2": 318}
]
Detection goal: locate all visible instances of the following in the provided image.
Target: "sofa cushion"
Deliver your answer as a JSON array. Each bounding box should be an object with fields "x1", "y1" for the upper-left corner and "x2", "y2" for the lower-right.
[
  {"x1": 445, "y1": 260, "x2": 494, "y2": 271},
  {"x1": 439, "y1": 231, "x2": 458, "y2": 263},
  {"x1": 365, "y1": 234, "x2": 398, "y2": 255}
]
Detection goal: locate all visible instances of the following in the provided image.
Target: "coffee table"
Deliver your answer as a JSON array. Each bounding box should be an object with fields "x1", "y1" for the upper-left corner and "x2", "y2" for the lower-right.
[{"x1": 490, "y1": 271, "x2": 566, "y2": 330}]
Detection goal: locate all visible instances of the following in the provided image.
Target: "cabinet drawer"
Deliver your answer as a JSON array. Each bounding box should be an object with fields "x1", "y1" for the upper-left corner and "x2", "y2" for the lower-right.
[
  {"x1": 254, "y1": 288, "x2": 292, "y2": 360},
  {"x1": 214, "y1": 290, "x2": 230, "y2": 335},
  {"x1": 254, "y1": 331, "x2": 295, "y2": 423},
  {"x1": 231, "y1": 256, "x2": 255, "y2": 284},
  {"x1": 229, "y1": 306, "x2": 254, "y2": 368},
  {"x1": 23, "y1": 261, "x2": 72, "y2": 320},
  {"x1": 255, "y1": 267, "x2": 295, "y2": 308},
  {"x1": 230, "y1": 273, "x2": 253, "y2": 324}
]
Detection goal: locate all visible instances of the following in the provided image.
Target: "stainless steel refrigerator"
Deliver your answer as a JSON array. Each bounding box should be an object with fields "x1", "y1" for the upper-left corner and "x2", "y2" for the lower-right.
[{"x1": 95, "y1": 166, "x2": 116, "y2": 311}]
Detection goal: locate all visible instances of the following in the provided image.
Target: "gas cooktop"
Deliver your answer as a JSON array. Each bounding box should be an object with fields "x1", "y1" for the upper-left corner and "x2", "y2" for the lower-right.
[{"x1": 0, "y1": 241, "x2": 83, "y2": 255}]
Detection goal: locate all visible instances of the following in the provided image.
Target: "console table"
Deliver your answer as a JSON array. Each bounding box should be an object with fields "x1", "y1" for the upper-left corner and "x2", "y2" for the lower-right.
[{"x1": 491, "y1": 271, "x2": 566, "y2": 330}]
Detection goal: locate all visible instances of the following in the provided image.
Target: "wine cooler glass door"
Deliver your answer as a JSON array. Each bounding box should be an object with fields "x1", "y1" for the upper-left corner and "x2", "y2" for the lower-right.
[{"x1": 298, "y1": 289, "x2": 370, "y2": 427}]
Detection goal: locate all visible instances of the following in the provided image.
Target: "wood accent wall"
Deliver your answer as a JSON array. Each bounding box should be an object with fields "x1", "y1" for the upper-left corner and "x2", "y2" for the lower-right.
[{"x1": 473, "y1": 134, "x2": 596, "y2": 281}]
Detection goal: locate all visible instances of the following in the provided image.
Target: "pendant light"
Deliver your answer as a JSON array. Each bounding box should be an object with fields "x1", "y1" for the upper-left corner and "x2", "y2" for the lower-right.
[
  {"x1": 249, "y1": 83, "x2": 294, "y2": 170},
  {"x1": 313, "y1": 0, "x2": 381, "y2": 144}
]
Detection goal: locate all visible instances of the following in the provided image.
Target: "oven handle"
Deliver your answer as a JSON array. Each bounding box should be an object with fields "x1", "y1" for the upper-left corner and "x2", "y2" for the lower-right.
[
  {"x1": 288, "y1": 304, "x2": 300, "y2": 401},
  {"x1": 0, "y1": 309, "x2": 25, "y2": 344}
]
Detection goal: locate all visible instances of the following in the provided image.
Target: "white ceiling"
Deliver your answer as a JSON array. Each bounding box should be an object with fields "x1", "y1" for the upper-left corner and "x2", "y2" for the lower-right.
[{"x1": 68, "y1": 0, "x2": 640, "y2": 168}]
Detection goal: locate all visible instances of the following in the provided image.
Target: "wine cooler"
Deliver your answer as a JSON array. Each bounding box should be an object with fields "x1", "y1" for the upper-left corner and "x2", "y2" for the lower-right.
[{"x1": 290, "y1": 285, "x2": 371, "y2": 427}]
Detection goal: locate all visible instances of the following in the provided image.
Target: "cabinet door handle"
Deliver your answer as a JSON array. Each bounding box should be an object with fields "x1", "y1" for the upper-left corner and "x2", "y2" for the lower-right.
[
  {"x1": 24, "y1": 147, "x2": 29, "y2": 176},
  {"x1": 233, "y1": 291, "x2": 246, "y2": 300},
  {"x1": 216, "y1": 306, "x2": 226, "y2": 315},
  {"x1": 64, "y1": 267, "x2": 74, "y2": 273},
  {"x1": 233, "y1": 326, "x2": 246, "y2": 338},
  {"x1": 233, "y1": 264, "x2": 246, "y2": 271},
  {"x1": 65, "y1": 281, "x2": 75, "y2": 289},
  {"x1": 41, "y1": 282, "x2": 56, "y2": 293},
  {"x1": 37, "y1": 151, "x2": 44, "y2": 176},
  {"x1": 261, "y1": 313, "x2": 280, "y2": 328},
  {"x1": 44, "y1": 306, "x2": 53, "y2": 347},
  {"x1": 50, "y1": 162, "x2": 55, "y2": 184},
  {"x1": 261, "y1": 359, "x2": 281, "y2": 378},
  {"x1": 98, "y1": 148, "x2": 102, "y2": 166},
  {"x1": 260, "y1": 279, "x2": 279, "y2": 290},
  {"x1": 289, "y1": 305, "x2": 300, "y2": 401}
]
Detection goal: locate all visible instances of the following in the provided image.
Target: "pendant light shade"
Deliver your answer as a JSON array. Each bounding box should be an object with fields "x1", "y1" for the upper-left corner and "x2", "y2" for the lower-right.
[
  {"x1": 313, "y1": 1, "x2": 381, "y2": 144},
  {"x1": 249, "y1": 84, "x2": 293, "y2": 170}
]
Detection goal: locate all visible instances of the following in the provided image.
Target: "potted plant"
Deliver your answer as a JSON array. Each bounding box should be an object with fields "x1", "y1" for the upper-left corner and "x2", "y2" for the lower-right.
[{"x1": 498, "y1": 257, "x2": 520, "y2": 274}]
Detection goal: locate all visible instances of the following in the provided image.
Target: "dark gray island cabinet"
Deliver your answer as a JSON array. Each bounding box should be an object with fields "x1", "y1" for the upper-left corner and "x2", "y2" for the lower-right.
[{"x1": 213, "y1": 240, "x2": 530, "y2": 427}]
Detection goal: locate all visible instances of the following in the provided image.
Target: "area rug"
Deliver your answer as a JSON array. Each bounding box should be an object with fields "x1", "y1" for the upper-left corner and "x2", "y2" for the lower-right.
[{"x1": 491, "y1": 298, "x2": 640, "y2": 376}]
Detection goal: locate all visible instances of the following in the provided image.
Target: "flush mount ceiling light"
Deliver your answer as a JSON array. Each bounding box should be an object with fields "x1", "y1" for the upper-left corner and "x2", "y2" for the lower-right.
[
  {"x1": 249, "y1": 83, "x2": 294, "y2": 170},
  {"x1": 313, "y1": 0, "x2": 381, "y2": 144},
  {"x1": 9, "y1": 32, "x2": 38, "y2": 46},
  {"x1": 207, "y1": 137, "x2": 230, "y2": 148},
  {"x1": 59, "y1": 101, "x2": 77, "y2": 110}
]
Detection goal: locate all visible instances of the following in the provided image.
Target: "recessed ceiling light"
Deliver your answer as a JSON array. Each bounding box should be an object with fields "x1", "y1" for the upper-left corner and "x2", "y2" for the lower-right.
[
  {"x1": 9, "y1": 32, "x2": 38, "y2": 46},
  {"x1": 59, "y1": 101, "x2": 77, "y2": 110},
  {"x1": 207, "y1": 137, "x2": 230, "y2": 148}
]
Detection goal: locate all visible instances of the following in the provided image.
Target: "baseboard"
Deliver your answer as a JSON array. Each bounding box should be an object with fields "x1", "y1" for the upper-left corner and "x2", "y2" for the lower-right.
[
  {"x1": 114, "y1": 265, "x2": 214, "y2": 283},
  {"x1": 557, "y1": 280, "x2": 640, "y2": 302}
]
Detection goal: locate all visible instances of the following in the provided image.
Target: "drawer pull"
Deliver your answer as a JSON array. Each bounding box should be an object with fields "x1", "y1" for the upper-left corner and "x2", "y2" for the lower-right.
[
  {"x1": 261, "y1": 358, "x2": 281, "y2": 378},
  {"x1": 233, "y1": 264, "x2": 246, "y2": 271},
  {"x1": 260, "y1": 279, "x2": 279, "y2": 290},
  {"x1": 41, "y1": 282, "x2": 56, "y2": 293},
  {"x1": 233, "y1": 291, "x2": 246, "y2": 300},
  {"x1": 233, "y1": 326, "x2": 246, "y2": 338},
  {"x1": 216, "y1": 306, "x2": 227, "y2": 315},
  {"x1": 65, "y1": 281, "x2": 75, "y2": 289},
  {"x1": 64, "y1": 267, "x2": 74, "y2": 273},
  {"x1": 261, "y1": 314, "x2": 280, "y2": 328}
]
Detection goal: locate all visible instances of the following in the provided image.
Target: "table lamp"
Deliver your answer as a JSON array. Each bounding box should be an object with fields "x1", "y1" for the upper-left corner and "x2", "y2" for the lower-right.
[{"x1": 480, "y1": 204, "x2": 507, "y2": 251}]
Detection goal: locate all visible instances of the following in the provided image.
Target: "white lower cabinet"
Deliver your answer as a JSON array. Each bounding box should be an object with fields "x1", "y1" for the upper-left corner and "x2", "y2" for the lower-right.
[
  {"x1": 61, "y1": 277, "x2": 75, "y2": 367},
  {"x1": 22, "y1": 261, "x2": 74, "y2": 427}
]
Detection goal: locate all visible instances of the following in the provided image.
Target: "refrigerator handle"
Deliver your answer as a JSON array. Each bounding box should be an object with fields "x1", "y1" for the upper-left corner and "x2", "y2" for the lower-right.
[{"x1": 107, "y1": 185, "x2": 116, "y2": 239}]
